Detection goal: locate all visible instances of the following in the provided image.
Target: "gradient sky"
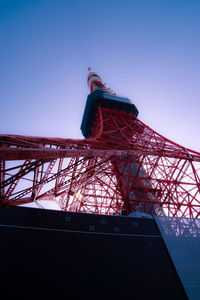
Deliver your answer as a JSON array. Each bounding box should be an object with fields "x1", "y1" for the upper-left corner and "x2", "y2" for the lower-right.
[{"x1": 1, "y1": 0, "x2": 200, "y2": 152}]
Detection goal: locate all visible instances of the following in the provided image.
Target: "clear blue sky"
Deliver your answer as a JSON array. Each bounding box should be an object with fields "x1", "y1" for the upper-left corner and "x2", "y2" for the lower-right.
[{"x1": 1, "y1": 0, "x2": 200, "y2": 151}]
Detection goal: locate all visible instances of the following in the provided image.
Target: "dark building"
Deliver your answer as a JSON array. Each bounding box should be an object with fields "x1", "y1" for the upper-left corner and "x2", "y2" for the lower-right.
[{"x1": 0, "y1": 206, "x2": 188, "y2": 299}]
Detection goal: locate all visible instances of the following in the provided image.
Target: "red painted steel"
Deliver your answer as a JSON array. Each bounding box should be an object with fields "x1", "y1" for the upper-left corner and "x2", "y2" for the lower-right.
[
  {"x1": 1, "y1": 70, "x2": 200, "y2": 217},
  {"x1": 0, "y1": 108, "x2": 200, "y2": 217}
]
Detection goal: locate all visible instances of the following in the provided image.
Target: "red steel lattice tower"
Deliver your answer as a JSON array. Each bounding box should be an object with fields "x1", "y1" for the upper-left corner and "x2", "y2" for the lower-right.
[{"x1": 1, "y1": 68, "x2": 200, "y2": 218}]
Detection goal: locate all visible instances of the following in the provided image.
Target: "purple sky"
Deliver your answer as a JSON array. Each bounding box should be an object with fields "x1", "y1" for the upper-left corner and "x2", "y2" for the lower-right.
[{"x1": 1, "y1": 0, "x2": 200, "y2": 152}]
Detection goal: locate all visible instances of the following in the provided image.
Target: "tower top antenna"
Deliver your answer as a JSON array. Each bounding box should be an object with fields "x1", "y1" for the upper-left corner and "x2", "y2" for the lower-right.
[{"x1": 87, "y1": 68, "x2": 116, "y2": 95}]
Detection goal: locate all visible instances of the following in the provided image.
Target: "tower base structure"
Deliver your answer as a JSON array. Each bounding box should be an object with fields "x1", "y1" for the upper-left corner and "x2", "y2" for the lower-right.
[{"x1": 0, "y1": 206, "x2": 188, "y2": 299}]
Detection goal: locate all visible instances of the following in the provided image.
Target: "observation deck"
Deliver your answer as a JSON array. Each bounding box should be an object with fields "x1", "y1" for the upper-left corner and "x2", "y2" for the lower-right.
[{"x1": 81, "y1": 90, "x2": 139, "y2": 138}]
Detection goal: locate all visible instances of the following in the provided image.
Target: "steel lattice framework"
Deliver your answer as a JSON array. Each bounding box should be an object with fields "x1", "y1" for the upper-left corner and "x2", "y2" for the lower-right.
[{"x1": 1, "y1": 103, "x2": 200, "y2": 218}]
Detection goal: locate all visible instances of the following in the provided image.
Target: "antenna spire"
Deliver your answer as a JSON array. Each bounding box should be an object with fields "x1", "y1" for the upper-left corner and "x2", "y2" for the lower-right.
[{"x1": 87, "y1": 68, "x2": 116, "y2": 95}]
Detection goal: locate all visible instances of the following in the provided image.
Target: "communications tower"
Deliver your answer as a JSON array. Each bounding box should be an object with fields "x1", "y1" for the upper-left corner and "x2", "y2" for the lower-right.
[{"x1": 1, "y1": 68, "x2": 200, "y2": 218}]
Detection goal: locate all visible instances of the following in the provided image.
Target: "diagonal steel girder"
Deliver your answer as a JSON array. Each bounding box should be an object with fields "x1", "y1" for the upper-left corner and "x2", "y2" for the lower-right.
[{"x1": 0, "y1": 159, "x2": 49, "y2": 189}]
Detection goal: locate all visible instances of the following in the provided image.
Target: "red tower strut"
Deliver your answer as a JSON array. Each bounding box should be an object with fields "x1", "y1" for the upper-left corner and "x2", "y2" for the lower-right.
[{"x1": 0, "y1": 69, "x2": 200, "y2": 218}]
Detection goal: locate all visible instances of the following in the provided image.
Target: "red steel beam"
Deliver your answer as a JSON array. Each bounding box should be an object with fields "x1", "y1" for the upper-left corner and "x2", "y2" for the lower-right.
[{"x1": 0, "y1": 147, "x2": 200, "y2": 162}]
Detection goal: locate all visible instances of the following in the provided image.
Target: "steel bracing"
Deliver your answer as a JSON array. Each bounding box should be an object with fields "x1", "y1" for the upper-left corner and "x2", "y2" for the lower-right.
[{"x1": 1, "y1": 105, "x2": 200, "y2": 218}]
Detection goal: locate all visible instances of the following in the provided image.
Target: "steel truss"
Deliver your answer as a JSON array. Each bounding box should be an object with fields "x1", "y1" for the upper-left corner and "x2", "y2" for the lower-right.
[{"x1": 1, "y1": 106, "x2": 200, "y2": 217}]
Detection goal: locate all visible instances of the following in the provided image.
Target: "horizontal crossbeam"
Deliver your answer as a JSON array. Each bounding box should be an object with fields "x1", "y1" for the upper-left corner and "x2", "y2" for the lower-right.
[{"x1": 1, "y1": 147, "x2": 200, "y2": 162}]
